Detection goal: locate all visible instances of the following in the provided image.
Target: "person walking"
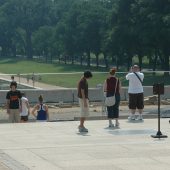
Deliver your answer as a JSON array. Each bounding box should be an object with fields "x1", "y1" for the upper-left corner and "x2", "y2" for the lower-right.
[
  {"x1": 103, "y1": 68, "x2": 121, "y2": 127},
  {"x1": 20, "y1": 92, "x2": 30, "y2": 123},
  {"x1": 31, "y1": 95, "x2": 49, "y2": 122},
  {"x1": 11, "y1": 75, "x2": 15, "y2": 82},
  {"x1": 6, "y1": 81, "x2": 22, "y2": 123},
  {"x1": 77, "y1": 70, "x2": 93, "y2": 133},
  {"x1": 126, "y1": 65, "x2": 144, "y2": 121},
  {"x1": 26, "y1": 74, "x2": 29, "y2": 83}
]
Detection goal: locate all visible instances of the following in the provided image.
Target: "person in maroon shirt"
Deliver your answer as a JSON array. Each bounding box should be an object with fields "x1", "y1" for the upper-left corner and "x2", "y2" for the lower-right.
[
  {"x1": 77, "y1": 71, "x2": 92, "y2": 133},
  {"x1": 103, "y1": 68, "x2": 121, "y2": 128}
]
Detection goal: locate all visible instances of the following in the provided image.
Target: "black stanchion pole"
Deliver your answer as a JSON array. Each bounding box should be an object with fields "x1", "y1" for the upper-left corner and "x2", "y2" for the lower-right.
[{"x1": 151, "y1": 83, "x2": 167, "y2": 138}]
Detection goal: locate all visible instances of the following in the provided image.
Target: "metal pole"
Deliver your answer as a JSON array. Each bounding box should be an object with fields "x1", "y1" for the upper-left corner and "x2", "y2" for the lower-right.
[
  {"x1": 151, "y1": 83, "x2": 167, "y2": 138},
  {"x1": 157, "y1": 92, "x2": 162, "y2": 136}
]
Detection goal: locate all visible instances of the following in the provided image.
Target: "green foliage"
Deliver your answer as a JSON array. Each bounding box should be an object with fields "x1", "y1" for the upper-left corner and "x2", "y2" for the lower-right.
[{"x1": 0, "y1": 0, "x2": 170, "y2": 71}]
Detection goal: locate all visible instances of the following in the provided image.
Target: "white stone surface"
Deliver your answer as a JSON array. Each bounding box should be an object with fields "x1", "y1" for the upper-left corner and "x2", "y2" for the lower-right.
[{"x1": 0, "y1": 119, "x2": 170, "y2": 170}]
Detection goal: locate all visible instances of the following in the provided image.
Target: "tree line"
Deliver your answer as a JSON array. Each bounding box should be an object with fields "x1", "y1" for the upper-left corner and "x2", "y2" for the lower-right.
[{"x1": 0, "y1": 0, "x2": 170, "y2": 71}]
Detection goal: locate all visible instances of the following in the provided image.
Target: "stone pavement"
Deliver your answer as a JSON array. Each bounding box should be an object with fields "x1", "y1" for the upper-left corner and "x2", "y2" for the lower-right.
[{"x1": 0, "y1": 119, "x2": 170, "y2": 170}]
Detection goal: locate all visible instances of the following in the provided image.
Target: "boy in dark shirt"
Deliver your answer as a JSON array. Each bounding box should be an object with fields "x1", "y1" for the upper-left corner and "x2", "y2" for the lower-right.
[
  {"x1": 6, "y1": 81, "x2": 22, "y2": 123},
  {"x1": 77, "y1": 71, "x2": 92, "y2": 132}
]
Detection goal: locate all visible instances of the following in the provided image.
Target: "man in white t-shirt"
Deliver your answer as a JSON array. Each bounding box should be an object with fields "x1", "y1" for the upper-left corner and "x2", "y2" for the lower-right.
[
  {"x1": 126, "y1": 65, "x2": 144, "y2": 120},
  {"x1": 20, "y1": 92, "x2": 30, "y2": 122}
]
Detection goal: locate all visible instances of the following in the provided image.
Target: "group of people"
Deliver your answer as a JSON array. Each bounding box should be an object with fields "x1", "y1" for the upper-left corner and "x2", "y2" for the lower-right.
[
  {"x1": 6, "y1": 81, "x2": 49, "y2": 123},
  {"x1": 78, "y1": 65, "x2": 144, "y2": 133},
  {"x1": 6, "y1": 66, "x2": 144, "y2": 134}
]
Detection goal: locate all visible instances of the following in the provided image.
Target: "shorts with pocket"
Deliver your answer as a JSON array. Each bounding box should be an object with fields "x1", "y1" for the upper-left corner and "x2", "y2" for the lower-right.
[
  {"x1": 78, "y1": 98, "x2": 89, "y2": 117},
  {"x1": 128, "y1": 93, "x2": 144, "y2": 109}
]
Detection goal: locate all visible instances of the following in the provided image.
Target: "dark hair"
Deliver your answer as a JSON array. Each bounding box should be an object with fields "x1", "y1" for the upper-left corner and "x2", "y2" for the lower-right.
[
  {"x1": 84, "y1": 70, "x2": 92, "y2": 78},
  {"x1": 10, "y1": 81, "x2": 17, "y2": 88},
  {"x1": 38, "y1": 95, "x2": 43, "y2": 102}
]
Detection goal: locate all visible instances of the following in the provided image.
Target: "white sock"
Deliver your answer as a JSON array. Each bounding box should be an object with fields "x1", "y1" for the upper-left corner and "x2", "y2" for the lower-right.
[
  {"x1": 115, "y1": 120, "x2": 119, "y2": 124},
  {"x1": 109, "y1": 119, "x2": 113, "y2": 125}
]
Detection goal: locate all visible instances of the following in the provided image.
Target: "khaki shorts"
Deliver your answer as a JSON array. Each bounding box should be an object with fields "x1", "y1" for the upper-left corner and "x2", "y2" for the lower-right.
[
  {"x1": 79, "y1": 98, "x2": 89, "y2": 117},
  {"x1": 9, "y1": 109, "x2": 20, "y2": 123}
]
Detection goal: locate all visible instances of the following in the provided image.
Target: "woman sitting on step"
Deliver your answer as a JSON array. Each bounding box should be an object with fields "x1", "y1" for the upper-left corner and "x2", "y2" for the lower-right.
[{"x1": 31, "y1": 95, "x2": 49, "y2": 122}]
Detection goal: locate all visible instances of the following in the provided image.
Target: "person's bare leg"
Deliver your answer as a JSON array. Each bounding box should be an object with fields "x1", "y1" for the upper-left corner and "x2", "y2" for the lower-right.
[
  {"x1": 79, "y1": 117, "x2": 85, "y2": 127},
  {"x1": 137, "y1": 109, "x2": 143, "y2": 120},
  {"x1": 128, "y1": 109, "x2": 136, "y2": 120},
  {"x1": 79, "y1": 117, "x2": 88, "y2": 132},
  {"x1": 115, "y1": 118, "x2": 119, "y2": 126},
  {"x1": 138, "y1": 109, "x2": 143, "y2": 114},
  {"x1": 131, "y1": 109, "x2": 136, "y2": 114},
  {"x1": 108, "y1": 119, "x2": 113, "y2": 127}
]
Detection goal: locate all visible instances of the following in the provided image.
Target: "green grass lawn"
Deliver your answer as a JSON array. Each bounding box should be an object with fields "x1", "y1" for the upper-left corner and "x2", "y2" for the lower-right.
[
  {"x1": 0, "y1": 58, "x2": 109, "y2": 87},
  {"x1": 0, "y1": 58, "x2": 108, "y2": 73},
  {"x1": 40, "y1": 73, "x2": 108, "y2": 88},
  {"x1": 0, "y1": 58, "x2": 169, "y2": 88}
]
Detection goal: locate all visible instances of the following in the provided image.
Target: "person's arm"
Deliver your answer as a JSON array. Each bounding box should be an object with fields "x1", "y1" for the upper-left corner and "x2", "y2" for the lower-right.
[
  {"x1": 31, "y1": 105, "x2": 38, "y2": 118},
  {"x1": 126, "y1": 67, "x2": 133, "y2": 80},
  {"x1": 141, "y1": 73, "x2": 144, "y2": 80},
  {"x1": 103, "y1": 80, "x2": 107, "y2": 97},
  {"x1": 18, "y1": 92, "x2": 22, "y2": 113},
  {"x1": 81, "y1": 89, "x2": 88, "y2": 107},
  {"x1": 6, "y1": 99, "x2": 10, "y2": 114},
  {"x1": 26, "y1": 100, "x2": 30, "y2": 116},
  {"x1": 19, "y1": 99, "x2": 22, "y2": 113},
  {"x1": 126, "y1": 73, "x2": 130, "y2": 80},
  {"x1": 45, "y1": 105, "x2": 49, "y2": 121},
  {"x1": 6, "y1": 92, "x2": 10, "y2": 114},
  {"x1": 118, "y1": 79, "x2": 122, "y2": 93}
]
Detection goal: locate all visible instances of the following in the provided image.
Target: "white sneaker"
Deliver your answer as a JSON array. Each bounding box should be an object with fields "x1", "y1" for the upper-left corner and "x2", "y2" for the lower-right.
[
  {"x1": 109, "y1": 124, "x2": 114, "y2": 128},
  {"x1": 83, "y1": 127, "x2": 88, "y2": 132},
  {"x1": 128, "y1": 115, "x2": 136, "y2": 121},
  {"x1": 115, "y1": 122, "x2": 120, "y2": 127},
  {"x1": 137, "y1": 115, "x2": 143, "y2": 120},
  {"x1": 78, "y1": 126, "x2": 88, "y2": 132}
]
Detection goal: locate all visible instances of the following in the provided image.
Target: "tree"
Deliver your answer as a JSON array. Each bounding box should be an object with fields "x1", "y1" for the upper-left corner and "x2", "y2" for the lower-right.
[
  {"x1": 1, "y1": 0, "x2": 53, "y2": 59},
  {"x1": 33, "y1": 26, "x2": 55, "y2": 63}
]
